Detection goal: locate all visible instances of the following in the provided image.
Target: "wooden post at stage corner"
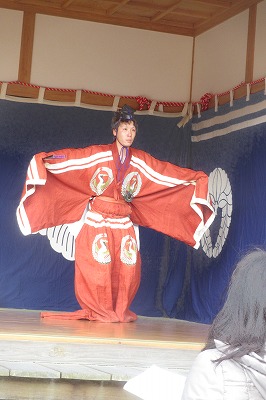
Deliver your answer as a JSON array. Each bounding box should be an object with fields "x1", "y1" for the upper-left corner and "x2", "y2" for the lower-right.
[
  {"x1": 18, "y1": 11, "x2": 36, "y2": 83},
  {"x1": 245, "y1": 4, "x2": 257, "y2": 84}
]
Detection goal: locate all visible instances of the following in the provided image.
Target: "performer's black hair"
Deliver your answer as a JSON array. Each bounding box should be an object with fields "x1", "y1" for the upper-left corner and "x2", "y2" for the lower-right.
[{"x1": 111, "y1": 105, "x2": 138, "y2": 133}]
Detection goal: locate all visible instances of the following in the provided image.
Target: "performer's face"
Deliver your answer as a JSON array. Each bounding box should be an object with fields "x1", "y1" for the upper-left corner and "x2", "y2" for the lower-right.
[{"x1": 113, "y1": 121, "x2": 136, "y2": 150}]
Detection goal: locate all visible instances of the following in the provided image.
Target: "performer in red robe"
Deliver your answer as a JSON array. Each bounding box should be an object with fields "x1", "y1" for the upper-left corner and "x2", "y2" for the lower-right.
[{"x1": 17, "y1": 106, "x2": 215, "y2": 322}]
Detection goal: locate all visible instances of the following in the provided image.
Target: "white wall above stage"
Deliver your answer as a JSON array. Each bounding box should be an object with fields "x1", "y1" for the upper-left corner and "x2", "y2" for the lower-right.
[
  {"x1": 0, "y1": 1, "x2": 265, "y2": 103},
  {"x1": 31, "y1": 15, "x2": 193, "y2": 102},
  {"x1": 192, "y1": 11, "x2": 248, "y2": 101},
  {"x1": 0, "y1": 9, "x2": 23, "y2": 82},
  {"x1": 254, "y1": 0, "x2": 266, "y2": 79}
]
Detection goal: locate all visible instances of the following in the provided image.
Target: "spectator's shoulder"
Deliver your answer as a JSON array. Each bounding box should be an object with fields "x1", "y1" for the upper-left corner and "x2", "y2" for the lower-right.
[{"x1": 193, "y1": 348, "x2": 221, "y2": 366}]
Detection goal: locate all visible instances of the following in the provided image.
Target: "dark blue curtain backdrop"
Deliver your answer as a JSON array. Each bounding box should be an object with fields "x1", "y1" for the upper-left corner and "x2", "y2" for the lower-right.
[
  {"x1": 172, "y1": 91, "x2": 266, "y2": 323},
  {"x1": 0, "y1": 91, "x2": 265, "y2": 323},
  {"x1": 0, "y1": 100, "x2": 191, "y2": 318}
]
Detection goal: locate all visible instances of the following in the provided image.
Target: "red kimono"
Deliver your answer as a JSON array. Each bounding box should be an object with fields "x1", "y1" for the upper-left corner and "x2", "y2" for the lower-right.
[{"x1": 17, "y1": 142, "x2": 214, "y2": 322}]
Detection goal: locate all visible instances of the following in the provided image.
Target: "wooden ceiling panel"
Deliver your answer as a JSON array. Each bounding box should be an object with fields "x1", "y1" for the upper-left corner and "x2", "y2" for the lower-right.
[{"x1": 0, "y1": 0, "x2": 263, "y2": 36}]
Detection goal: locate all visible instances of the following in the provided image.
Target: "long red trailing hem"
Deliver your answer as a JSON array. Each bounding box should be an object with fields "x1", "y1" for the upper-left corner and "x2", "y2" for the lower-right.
[{"x1": 40, "y1": 309, "x2": 137, "y2": 323}]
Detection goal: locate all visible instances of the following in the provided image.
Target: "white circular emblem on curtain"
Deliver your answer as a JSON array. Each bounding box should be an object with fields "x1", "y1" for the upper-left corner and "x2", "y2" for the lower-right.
[
  {"x1": 201, "y1": 168, "x2": 232, "y2": 258},
  {"x1": 120, "y1": 235, "x2": 137, "y2": 266}
]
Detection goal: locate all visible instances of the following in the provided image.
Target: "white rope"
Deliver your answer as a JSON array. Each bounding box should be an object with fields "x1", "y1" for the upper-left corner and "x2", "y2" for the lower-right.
[
  {"x1": 75, "y1": 89, "x2": 82, "y2": 106},
  {"x1": 230, "y1": 90, "x2": 234, "y2": 107},
  {"x1": 196, "y1": 103, "x2": 201, "y2": 118},
  {"x1": 246, "y1": 83, "x2": 250, "y2": 101},
  {"x1": 0, "y1": 82, "x2": 7, "y2": 99},
  {"x1": 181, "y1": 102, "x2": 188, "y2": 116},
  {"x1": 38, "y1": 87, "x2": 45, "y2": 103},
  {"x1": 112, "y1": 96, "x2": 120, "y2": 111},
  {"x1": 215, "y1": 95, "x2": 218, "y2": 112},
  {"x1": 177, "y1": 103, "x2": 193, "y2": 127},
  {"x1": 148, "y1": 100, "x2": 157, "y2": 115}
]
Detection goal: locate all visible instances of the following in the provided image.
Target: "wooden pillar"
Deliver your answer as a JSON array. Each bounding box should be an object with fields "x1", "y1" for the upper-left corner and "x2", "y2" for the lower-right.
[
  {"x1": 18, "y1": 12, "x2": 36, "y2": 83},
  {"x1": 189, "y1": 37, "x2": 195, "y2": 103},
  {"x1": 245, "y1": 4, "x2": 257, "y2": 83}
]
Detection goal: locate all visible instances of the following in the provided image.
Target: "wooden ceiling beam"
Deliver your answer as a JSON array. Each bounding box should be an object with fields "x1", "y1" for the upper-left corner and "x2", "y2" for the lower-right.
[
  {"x1": 0, "y1": 0, "x2": 263, "y2": 37},
  {"x1": 0, "y1": 0, "x2": 195, "y2": 35},
  {"x1": 115, "y1": 0, "x2": 231, "y2": 12},
  {"x1": 169, "y1": 8, "x2": 210, "y2": 20},
  {"x1": 151, "y1": 1, "x2": 182, "y2": 22},
  {"x1": 194, "y1": 0, "x2": 263, "y2": 36},
  {"x1": 62, "y1": 0, "x2": 75, "y2": 9},
  {"x1": 190, "y1": 0, "x2": 232, "y2": 8},
  {"x1": 107, "y1": 0, "x2": 130, "y2": 16}
]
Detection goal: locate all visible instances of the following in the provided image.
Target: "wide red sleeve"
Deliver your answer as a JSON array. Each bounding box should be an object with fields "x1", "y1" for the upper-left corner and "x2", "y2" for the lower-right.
[
  {"x1": 16, "y1": 145, "x2": 112, "y2": 235},
  {"x1": 129, "y1": 149, "x2": 215, "y2": 249}
]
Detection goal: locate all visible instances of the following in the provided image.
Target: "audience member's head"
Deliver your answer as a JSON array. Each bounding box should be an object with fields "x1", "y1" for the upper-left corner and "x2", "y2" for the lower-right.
[{"x1": 204, "y1": 248, "x2": 266, "y2": 359}]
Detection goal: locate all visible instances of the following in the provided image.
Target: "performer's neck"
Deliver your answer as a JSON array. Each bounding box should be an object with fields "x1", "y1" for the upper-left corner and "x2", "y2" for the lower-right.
[{"x1": 115, "y1": 140, "x2": 129, "y2": 163}]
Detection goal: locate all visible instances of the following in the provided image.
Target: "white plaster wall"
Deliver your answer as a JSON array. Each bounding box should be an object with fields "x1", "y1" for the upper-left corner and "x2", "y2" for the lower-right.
[
  {"x1": 31, "y1": 15, "x2": 193, "y2": 102},
  {"x1": 0, "y1": 5, "x2": 264, "y2": 104},
  {"x1": 0, "y1": 9, "x2": 23, "y2": 81},
  {"x1": 192, "y1": 11, "x2": 249, "y2": 101},
  {"x1": 254, "y1": 0, "x2": 266, "y2": 79}
]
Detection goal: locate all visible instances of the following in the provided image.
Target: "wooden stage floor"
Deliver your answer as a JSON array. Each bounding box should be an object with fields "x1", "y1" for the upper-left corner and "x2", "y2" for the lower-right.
[{"x1": 0, "y1": 308, "x2": 210, "y2": 399}]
